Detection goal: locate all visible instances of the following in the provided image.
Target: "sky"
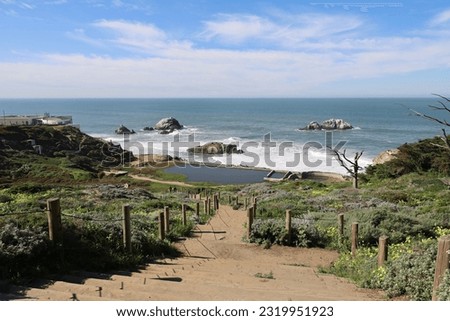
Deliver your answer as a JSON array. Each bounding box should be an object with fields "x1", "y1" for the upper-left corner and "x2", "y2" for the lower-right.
[{"x1": 0, "y1": 0, "x2": 450, "y2": 98}]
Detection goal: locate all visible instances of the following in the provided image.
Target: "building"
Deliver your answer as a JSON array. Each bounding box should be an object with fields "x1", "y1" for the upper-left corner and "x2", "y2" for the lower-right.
[{"x1": 0, "y1": 114, "x2": 73, "y2": 126}]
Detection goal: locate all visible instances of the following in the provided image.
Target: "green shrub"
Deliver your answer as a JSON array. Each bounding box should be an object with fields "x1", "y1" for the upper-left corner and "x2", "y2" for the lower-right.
[
  {"x1": 0, "y1": 224, "x2": 54, "y2": 280},
  {"x1": 249, "y1": 217, "x2": 320, "y2": 248},
  {"x1": 366, "y1": 136, "x2": 450, "y2": 179},
  {"x1": 382, "y1": 241, "x2": 436, "y2": 300},
  {"x1": 437, "y1": 270, "x2": 450, "y2": 301},
  {"x1": 327, "y1": 247, "x2": 383, "y2": 288}
]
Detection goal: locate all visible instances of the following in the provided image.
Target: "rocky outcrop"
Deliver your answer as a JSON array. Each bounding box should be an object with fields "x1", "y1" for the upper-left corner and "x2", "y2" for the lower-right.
[
  {"x1": 115, "y1": 125, "x2": 135, "y2": 135},
  {"x1": 187, "y1": 142, "x2": 243, "y2": 155},
  {"x1": 300, "y1": 119, "x2": 353, "y2": 130},
  {"x1": 154, "y1": 117, "x2": 183, "y2": 134},
  {"x1": 373, "y1": 149, "x2": 399, "y2": 165},
  {"x1": 0, "y1": 125, "x2": 136, "y2": 180}
]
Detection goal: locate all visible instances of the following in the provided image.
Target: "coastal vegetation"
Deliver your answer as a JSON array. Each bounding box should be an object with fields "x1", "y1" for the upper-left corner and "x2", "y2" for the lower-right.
[{"x1": 0, "y1": 121, "x2": 449, "y2": 300}]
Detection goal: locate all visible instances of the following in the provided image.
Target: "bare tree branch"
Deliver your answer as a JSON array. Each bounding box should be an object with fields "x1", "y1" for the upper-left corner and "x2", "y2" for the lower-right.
[
  {"x1": 411, "y1": 109, "x2": 450, "y2": 127},
  {"x1": 411, "y1": 94, "x2": 450, "y2": 150},
  {"x1": 432, "y1": 93, "x2": 450, "y2": 104},
  {"x1": 331, "y1": 149, "x2": 364, "y2": 188}
]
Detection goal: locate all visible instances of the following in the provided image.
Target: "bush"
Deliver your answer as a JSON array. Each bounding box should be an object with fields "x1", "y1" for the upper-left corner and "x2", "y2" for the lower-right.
[
  {"x1": 0, "y1": 224, "x2": 54, "y2": 280},
  {"x1": 382, "y1": 241, "x2": 437, "y2": 300},
  {"x1": 366, "y1": 136, "x2": 450, "y2": 179},
  {"x1": 328, "y1": 247, "x2": 382, "y2": 288},
  {"x1": 249, "y1": 217, "x2": 320, "y2": 248},
  {"x1": 437, "y1": 270, "x2": 450, "y2": 301}
]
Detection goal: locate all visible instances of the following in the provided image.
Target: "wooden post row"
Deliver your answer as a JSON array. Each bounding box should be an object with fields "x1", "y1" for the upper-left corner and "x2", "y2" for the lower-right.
[
  {"x1": 122, "y1": 205, "x2": 132, "y2": 252},
  {"x1": 378, "y1": 236, "x2": 388, "y2": 267},
  {"x1": 159, "y1": 212, "x2": 165, "y2": 240},
  {"x1": 338, "y1": 214, "x2": 344, "y2": 236},
  {"x1": 182, "y1": 204, "x2": 187, "y2": 226},
  {"x1": 351, "y1": 222, "x2": 358, "y2": 256},
  {"x1": 196, "y1": 202, "x2": 200, "y2": 219},
  {"x1": 286, "y1": 210, "x2": 292, "y2": 245},
  {"x1": 47, "y1": 198, "x2": 63, "y2": 244},
  {"x1": 432, "y1": 235, "x2": 450, "y2": 300},
  {"x1": 164, "y1": 206, "x2": 170, "y2": 233},
  {"x1": 247, "y1": 207, "x2": 254, "y2": 239}
]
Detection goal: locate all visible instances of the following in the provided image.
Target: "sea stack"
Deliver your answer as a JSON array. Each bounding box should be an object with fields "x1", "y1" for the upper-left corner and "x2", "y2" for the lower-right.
[
  {"x1": 154, "y1": 117, "x2": 183, "y2": 134},
  {"x1": 187, "y1": 142, "x2": 243, "y2": 155},
  {"x1": 115, "y1": 125, "x2": 136, "y2": 135},
  {"x1": 300, "y1": 118, "x2": 353, "y2": 130}
]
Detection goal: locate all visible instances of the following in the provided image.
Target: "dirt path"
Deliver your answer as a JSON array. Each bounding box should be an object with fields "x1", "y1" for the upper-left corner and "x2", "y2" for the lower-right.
[
  {"x1": 129, "y1": 174, "x2": 195, "y2": 187},
  {"x1": 9, "y1": 205, "x2": 384, "y2": 301}
]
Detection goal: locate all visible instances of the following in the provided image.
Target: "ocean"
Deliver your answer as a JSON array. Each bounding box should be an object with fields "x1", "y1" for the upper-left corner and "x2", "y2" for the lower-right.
[{"x1": 0, "y1": 98, "x2": 443, "y2": 174}]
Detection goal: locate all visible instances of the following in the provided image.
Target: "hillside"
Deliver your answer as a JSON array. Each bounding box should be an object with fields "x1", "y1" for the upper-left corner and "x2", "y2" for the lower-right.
[{"x1": 0, "y1": 125, "x2": 134, "y2": 183}]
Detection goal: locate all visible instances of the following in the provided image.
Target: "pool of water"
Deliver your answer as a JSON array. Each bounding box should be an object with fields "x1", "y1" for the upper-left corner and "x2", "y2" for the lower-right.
[{"x1": 164, "y1": 164, "x2": 280, "y2": 184}]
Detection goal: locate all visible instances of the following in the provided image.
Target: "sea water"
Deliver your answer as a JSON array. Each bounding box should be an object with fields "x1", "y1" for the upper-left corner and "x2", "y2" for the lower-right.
[{"x1": 1, "y1": 98, "x2": 443, "y2": 174}]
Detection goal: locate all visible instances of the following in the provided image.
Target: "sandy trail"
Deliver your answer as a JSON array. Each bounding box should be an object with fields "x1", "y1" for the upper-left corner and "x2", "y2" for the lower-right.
[{"x1": 9, "y1": 205, "x2": 384, "y2": 301}]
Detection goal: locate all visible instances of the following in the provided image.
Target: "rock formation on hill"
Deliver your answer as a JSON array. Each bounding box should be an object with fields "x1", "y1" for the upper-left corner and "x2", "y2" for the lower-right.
[
  {"x1": 300, "y1": 119, "x2": 353, "y2": 130},
  {"x1": 187, "y1": 142, "x2": 243, "y2": 155}
]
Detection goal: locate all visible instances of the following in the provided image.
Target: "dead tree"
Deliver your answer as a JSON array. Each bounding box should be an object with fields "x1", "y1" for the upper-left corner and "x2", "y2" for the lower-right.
[
  {"x1": 332, "y1": 149, "x2": 364, "y2": 189},
  {"x1": 412, "y1": 94, "x2": 450, "y2": 150}
]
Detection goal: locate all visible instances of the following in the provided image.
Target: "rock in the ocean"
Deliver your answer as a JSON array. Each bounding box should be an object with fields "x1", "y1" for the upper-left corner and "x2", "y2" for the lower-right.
[
  {"x1": 115, "y1": 125, "x2": 136, "y2": 135},
  {"x1": 300, "y1": 119, "x2": 353, "y2": 130},
  {"x1": 303, "y1": 121, "x2": 322, "y2": 130},
  {"x1": 187, "y1": 142, "x2": 243, "y2": 154},
  {"x1": 154, "y1": 117, "x2": 183, "y2": 132},
  {"x1": 322, "y1": 119, "x2": 353, "y2": 130},
  {"x1": 143, "y1": 126, "x2": 154, "y2": 131}
]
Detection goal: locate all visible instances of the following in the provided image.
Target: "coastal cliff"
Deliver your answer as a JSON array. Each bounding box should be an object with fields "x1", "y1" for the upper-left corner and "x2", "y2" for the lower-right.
[{"x1": 0, "y1": 125, "x2": 134, "y2": 182}]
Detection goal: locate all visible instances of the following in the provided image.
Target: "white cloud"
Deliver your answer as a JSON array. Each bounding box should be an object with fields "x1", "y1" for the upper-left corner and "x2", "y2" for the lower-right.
[
  {"x1": 93, "y1": 19, "x2": 192, "y2": 54},
  {"x1": 1, "y1": 12, "x2": 450, "y2": 98},
  {"x1": 200, "y1": 13, "x2": 363, "y2": 49},
  {"x1": 429, "y1": 8, "x2": 450, "y2": 27}
]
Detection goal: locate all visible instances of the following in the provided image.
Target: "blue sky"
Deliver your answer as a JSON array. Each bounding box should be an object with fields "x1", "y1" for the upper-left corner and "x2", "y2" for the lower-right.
[{"x1": 1, "y1": 0, "x2": 450, "y2": 98}]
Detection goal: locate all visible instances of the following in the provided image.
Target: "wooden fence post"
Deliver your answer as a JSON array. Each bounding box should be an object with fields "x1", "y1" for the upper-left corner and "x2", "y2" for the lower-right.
[
  {"x1": 286, "y1": 210, "x2": 292, "y2": 245},
  {"x1": 213, "y1": 195, "x2": 218, "y2": 211},
  {"x1": 244, "y1": 198, "x2": 248, "y2": 210},
  {"x1": 182, "y1": 204, "x2": 187, "y2": 226},
  {"x1": 207, "y1": 197, "x2": 211, "y2": 215},
  {"x1": 351, "y1": 222, "x2": 359, "y2": 256},
  {"x1": 196, "y1": 202, "x2": 200, "y2": 220},
  {"x1": 122, "y1": 205, "x2": 132, "y2": 252},
  {"x1": 338, "y1": 214, "x2": 344, "y2": 236},
  {"x1": 247, "y1": 207, "x2": 254, "y2": 239},
  {"x1": 378, "y1": 236, "x2": 388, "y2": 267},
  {"x1": 158, "y1": 212, "x2": 165, "y2": 240},
  {"x1": 235, "y1": 195, "x2": 239, "y2": 207},
  {"x1": 228, "y1": 195, "x2": 232, "y2": 204},
  {"x1": 432, "y1": 235, "x2": 450, "y2": 300},
  {"x1": 164, "y1": 206, "x2": 170, "y2": 234},
  {"x1": 253, "y1": 197, "x2": 258, "y2": 218},
  {"x1": 47, "y1": 198, "x2": 63, "y2": 244},
  {"x1": 215, "y1": 194, "x2": 220, "y2": 210},
  {"x1": 204, "y1": 199, "x2": 208, "y2": 214}
]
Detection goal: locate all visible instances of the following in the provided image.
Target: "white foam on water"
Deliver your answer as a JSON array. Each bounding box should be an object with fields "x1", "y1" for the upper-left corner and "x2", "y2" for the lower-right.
[{"x1": 99, "y1": 132, "x2": 373, "y2": 175}]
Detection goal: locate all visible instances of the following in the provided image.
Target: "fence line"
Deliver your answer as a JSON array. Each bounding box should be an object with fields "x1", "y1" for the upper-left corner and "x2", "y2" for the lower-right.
[{"x1": 0, "y1": 209, "x2": 46, "y2": 217}]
